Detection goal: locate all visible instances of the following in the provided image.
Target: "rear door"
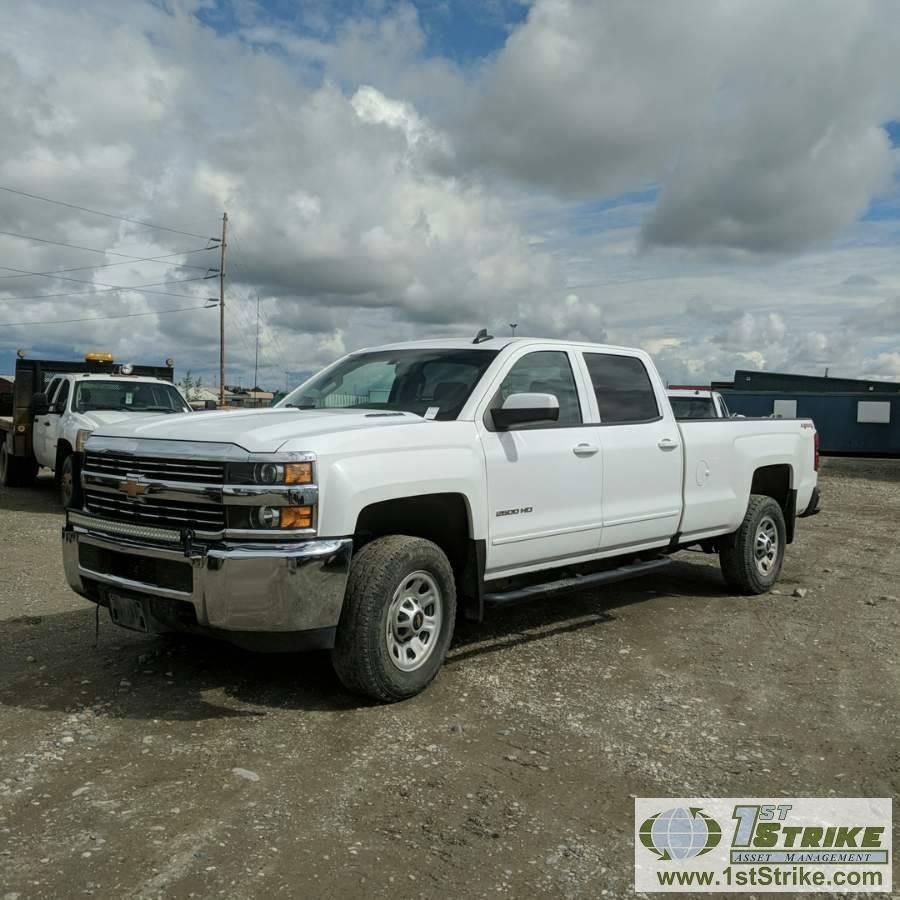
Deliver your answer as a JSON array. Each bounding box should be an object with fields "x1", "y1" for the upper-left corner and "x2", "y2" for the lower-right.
[
  {"x1": 577, "y1": 351, "x2": 683, "y2": 551},
  {"x1": 477, "y1": 347, "x2": 604, "y2": 576}
]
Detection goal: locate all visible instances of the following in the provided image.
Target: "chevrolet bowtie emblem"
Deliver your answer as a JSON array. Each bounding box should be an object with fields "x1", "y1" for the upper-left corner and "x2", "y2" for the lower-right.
[{"x1": 118, "y1": 478, "x2": 147, "y2": 498}]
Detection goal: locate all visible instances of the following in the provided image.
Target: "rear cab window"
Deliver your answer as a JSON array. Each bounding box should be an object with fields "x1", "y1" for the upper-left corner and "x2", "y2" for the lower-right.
[
  {"x1": 581, "y1": 353, "x2": 660, "y2": 424},
  {"x1": 670, "y1": 396, "x2": 716, "y2": 419}
]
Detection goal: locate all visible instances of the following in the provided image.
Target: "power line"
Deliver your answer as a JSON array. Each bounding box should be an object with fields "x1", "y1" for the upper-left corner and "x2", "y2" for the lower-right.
[
  {"x1": 0, "y1": 246, "x2": 218, "y2": 279},
  {"x1": 0, "y1": 304, "x2": 216, "y2": 328},
  {"x1": 0, "y1": 228, "x2": 221, "y2": 261},
  {"x1": 0, "y1": 263, "x2": 215, "y2": 293},
  {"x1": 0, "y1": 184, "x2": 219, "y2": 240},
  {"x1": 0, "y1": 274, "x2": 215, "y2": 303}
]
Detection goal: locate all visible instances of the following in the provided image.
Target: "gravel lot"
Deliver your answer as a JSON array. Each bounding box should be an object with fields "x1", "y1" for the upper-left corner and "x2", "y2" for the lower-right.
[{"x1": 1, "y1": 458, "x2": 898, "y2": 899}]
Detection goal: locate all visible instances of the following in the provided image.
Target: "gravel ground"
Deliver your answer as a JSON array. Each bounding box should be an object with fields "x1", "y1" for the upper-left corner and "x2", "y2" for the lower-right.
[{"x1": 1, "y1": 458, "x2": 898, "y2": 899}]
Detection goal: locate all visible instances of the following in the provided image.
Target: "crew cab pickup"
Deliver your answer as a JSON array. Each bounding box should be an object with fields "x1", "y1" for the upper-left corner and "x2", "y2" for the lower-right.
[
  {"x1": 1, "y1": 355, "x2": 189, "y2": 506},
  {"x1": 62, "y1": 336, "x2": 820, "y2": 701}
]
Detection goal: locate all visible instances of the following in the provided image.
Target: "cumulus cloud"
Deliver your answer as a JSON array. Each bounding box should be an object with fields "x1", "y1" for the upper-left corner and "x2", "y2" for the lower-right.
[
  {"x1": 1, "y1": 0, "x2": 899, "y2": 392},
  {"x1": 0, "y1": 0, "x2": 565, "y2": 384},
  {"x1": 462, "y1": 0, "x2": 900, "y2": 253}
]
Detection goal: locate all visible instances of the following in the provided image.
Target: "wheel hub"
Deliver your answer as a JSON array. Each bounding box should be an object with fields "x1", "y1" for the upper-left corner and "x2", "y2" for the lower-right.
[
  {"x1": 754, "y1": 516, "x2": 779, "y2": 576},
  {"x1": 386, "y1": 571, "x2": 443, "y2": 672}
]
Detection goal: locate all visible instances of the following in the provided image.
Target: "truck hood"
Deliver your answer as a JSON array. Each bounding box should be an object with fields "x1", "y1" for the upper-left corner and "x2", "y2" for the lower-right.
[
  {"x1": 92, "y1": 408, "x2": 426, "y2": 453},
  {"x1": 78, "y1": 410, "x2": 177, "y2": 429}
]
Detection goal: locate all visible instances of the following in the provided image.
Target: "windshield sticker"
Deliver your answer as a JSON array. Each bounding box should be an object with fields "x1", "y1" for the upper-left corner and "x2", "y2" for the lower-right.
[{"x1": 424, "y1": 406, "x2": 440, "y2": 419}]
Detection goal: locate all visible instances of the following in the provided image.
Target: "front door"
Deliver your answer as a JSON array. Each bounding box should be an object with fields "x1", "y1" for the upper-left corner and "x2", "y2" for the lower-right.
[
  {"x1": 33, "y1": 378, "x2": 63, "y2": 468},
  {"x1": 477, "y1": 348, "x2": 603, "y2": 576}
]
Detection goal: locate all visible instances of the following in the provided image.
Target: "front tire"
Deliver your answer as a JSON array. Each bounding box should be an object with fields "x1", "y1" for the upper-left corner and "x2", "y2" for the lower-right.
[
  {"x1": 331, "y1": 536, "x2": 457, "y2": 702},
  {"x1": 60, "y1": 453, "x2": 81, "y2": 508},
  {"x1": 719, "y1": 494, "x2": 786, "y2": 594}
]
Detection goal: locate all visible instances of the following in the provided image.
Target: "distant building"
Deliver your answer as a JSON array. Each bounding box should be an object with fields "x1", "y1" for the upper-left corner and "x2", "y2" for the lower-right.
[
  {"x1": 185, "y1": 386, "x2": 225, "y2": 410},
  {"x1": 715, "y1": 370, "x2": 900, "y2": 457},
  {"x1": 222, "y1": 385, "x2": 274, "y2": 408}
]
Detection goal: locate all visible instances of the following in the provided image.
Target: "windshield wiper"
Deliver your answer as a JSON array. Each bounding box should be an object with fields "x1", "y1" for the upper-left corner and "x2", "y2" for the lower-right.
[{"x1": 286, "y1": 403, "x2": 318, "y2": 410}]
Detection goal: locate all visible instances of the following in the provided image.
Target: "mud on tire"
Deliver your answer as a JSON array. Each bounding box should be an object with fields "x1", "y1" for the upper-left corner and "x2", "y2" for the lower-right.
[
  {"x1": 331, "y1": 535, "x2": 457, "y2": 703},
  {"x1": 719, "y1": 493, "x2": 786, "y2": 595}
]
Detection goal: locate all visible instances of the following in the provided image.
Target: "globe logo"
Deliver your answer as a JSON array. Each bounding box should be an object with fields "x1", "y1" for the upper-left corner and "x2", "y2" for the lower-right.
[{"x1": 639, "y1": 807, "x2": 722, "y2": 861}]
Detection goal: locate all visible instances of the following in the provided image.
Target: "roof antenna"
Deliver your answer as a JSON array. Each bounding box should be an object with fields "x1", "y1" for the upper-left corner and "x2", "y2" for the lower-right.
[{"x1": 472, "y1": 328, "x2": 493, "y2": 344}]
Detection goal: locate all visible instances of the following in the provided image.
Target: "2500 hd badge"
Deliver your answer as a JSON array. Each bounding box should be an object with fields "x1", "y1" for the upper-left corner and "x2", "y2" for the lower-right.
[{"x1": 495, "y1": 506, "x2": 533, "y2": 517}]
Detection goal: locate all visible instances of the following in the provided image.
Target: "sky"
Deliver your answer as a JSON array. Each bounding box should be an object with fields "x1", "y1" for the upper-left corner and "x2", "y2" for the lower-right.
[{"x1": 1, "y1": 0, "x2": 900, "y2": 390}]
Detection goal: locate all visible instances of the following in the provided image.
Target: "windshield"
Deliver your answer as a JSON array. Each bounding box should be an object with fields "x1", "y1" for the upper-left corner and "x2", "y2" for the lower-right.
[
  {"x1": 74, "y1": 380, "x2": 189, "y2": 414},
  {"x1": 669, "y1": 396, "x2": 717, "y2": 419},
  {"x1": 279, "y1": 349, "x2": 499, "y2": 420}
]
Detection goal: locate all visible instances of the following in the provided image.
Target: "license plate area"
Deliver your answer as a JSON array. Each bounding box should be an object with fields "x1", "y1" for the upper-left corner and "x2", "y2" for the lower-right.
[{"x1": 108, "y1": 593, "x2": 149, "y2": 632}]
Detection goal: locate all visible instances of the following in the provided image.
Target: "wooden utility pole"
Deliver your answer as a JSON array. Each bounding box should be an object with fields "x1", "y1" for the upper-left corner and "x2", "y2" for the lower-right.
[{"x1": 218, "y1": 212, "x2": 228, "y2": 404}]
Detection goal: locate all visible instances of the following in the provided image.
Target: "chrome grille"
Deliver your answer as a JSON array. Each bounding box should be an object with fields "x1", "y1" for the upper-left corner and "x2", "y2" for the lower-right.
[
  {"x1": 84, "y1": 491, "x2": 225, "y2": 531},
  {"x1": 83, "y1": 451, "x2": 224, "y2": 484}
]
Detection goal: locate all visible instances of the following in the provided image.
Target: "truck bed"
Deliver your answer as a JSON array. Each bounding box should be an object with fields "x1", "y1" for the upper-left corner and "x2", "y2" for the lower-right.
[{"x1": 677, "y1": 416, "x2": 817, "y2": 541}]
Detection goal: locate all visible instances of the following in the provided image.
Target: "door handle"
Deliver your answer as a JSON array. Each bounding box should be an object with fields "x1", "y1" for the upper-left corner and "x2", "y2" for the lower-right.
[
  {"x1": 43, "y1": 421, "x2": 51, "y2": 427},
  {"x1": 658, "y1": 437, "x2": 679, "y2": 450},
  {"x1": 573, "y1": 443, "x2": 599, "y2": 456}
]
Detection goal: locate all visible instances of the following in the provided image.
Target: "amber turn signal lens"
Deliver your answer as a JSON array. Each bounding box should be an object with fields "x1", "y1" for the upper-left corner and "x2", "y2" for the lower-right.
[
  {"x1": 280, "y1": 506, "x2": 313, "y2": 529},
  {"x1": 284, "y1": 462, "x2": 313, "y2": 484}
]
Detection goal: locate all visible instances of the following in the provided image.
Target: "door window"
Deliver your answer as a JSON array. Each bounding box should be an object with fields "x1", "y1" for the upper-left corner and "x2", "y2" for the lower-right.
[
  {"x1": 492, "y1": 351, "x2": 582, "y2": 426},
  {"x1": 53, "y1": 380, "x2": 70, "y2": 414},
  {"x1": 583, "y1": 353, "x2": 659, "y2": 423},
  {"x1": 45, "y1": 378, "x2": 61, "y2": 405}
]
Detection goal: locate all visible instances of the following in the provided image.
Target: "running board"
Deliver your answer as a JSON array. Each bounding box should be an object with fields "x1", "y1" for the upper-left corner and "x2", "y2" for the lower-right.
[{"x1": 483, "y1": 556, "x2": 672, "y2": 607}]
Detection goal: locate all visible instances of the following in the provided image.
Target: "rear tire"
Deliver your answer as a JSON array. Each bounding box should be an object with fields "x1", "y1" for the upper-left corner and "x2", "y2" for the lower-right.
[
  {"x1": 0, "y1": 440, "x2": 12, "y2": 487},
  {"x1": 719, "y1": 494, "x2": 786, "y2": 595},
  {"x1": 331, "y1": 536, "x2": 457, "y2": 702},
  {"x1": 0, "y1": 440, "x2": 35, "y2": 488}
]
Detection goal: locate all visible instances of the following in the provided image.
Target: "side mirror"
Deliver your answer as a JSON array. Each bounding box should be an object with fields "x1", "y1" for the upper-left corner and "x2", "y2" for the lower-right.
[
  {"x1": 491, "y1": 392, "x2": 560, "y2": 430},
  {"x1": 31, "y1": 392, "x2": 49, "y2": 417},
  {"x1": 204, "y1": 399, "x2": 217, "y2": 410}
]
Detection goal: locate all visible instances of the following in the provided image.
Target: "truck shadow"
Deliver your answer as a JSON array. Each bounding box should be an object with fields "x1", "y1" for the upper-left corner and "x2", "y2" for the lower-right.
[
  {"x1": 0, "y1": 559, "x2": 727, "y2": 721},
  {"x1": 0, "y1": 472, "x2": 60, "y2": 515}
]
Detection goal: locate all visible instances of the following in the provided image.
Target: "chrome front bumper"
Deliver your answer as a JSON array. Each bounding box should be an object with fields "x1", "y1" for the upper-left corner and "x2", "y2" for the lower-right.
[{"x1": 62, "y1": 512, "x2": 352, "y2": 637}]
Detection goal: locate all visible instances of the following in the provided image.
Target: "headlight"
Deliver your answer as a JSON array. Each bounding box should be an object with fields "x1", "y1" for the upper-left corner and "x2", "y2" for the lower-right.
[
  {"x1": 253, "y1": 506, "x2": 281, "y2": 528},
  {"x1": 249, "y1": 505, "x2": 313, "y2": 530},
  {"x1": 75, "y1": 429, "x2": 94, "y2": 452},
  {"x1": 256, "y1": 463, "x2": 283, "y2": 485},
  {"x1": 253, "y1": 461, "x2": 312, "y2": 485}
]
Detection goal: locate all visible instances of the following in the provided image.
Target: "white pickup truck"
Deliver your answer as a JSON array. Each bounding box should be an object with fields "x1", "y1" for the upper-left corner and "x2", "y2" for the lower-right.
[
  {"x1": 667, "y1": 388, "x2": 731, "y2": 419},
  {"x1": 62, "y1": 336, "x2": 820, "y2": 701},
  {"x1": 2, "y1": 368, "x2": 191, "y2": 507}
]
